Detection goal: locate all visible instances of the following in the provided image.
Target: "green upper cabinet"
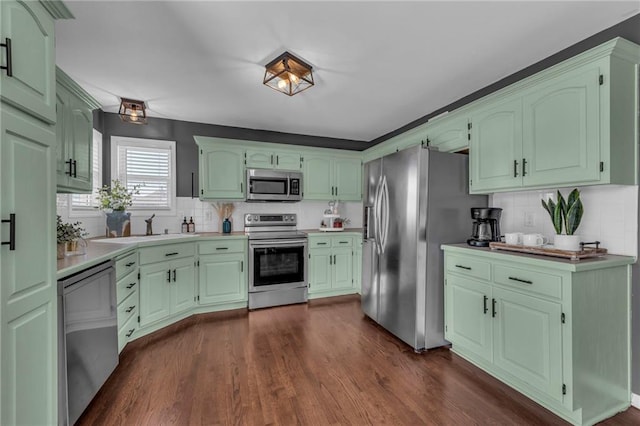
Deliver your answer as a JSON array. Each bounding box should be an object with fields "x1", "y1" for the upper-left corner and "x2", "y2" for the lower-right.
[
  {"x1": 246, "y1": 147, "x2": 301, "y2": 170},
  {"x1": 303, "y1": 154, "x2": 361, "y2": 201},
  {"x1": 469, "y1": 38, "x2": 639, "y2": 194},
  {"x1": 469, "y1": 97, "x2": 523, "y2": 193},
  {"x1": 55, "y1": 68, "x2": 100, "y2": 194},
  {"x1": 425, "y1": 113, "x2": 470, "y2": 153},
  {"x1": 199, "y1": 145, "x2": 245, "y2": 200},
  {"x1": 0, "y1": 0, "x2": 57, "y2": 124}
]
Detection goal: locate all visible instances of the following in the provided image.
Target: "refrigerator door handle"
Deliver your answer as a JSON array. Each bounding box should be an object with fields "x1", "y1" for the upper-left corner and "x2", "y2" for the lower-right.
[
  {"x1": 373, "y1": 176, "x2": 383, "y2": 254},
  {"x1": 379, "y1": 175, "x2": 389, "y2": 253}
]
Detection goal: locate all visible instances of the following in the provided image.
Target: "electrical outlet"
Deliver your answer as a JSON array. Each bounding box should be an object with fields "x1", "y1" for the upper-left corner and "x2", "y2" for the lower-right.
[
  {"x1": 524, "y1": 212, "x2": 535, "y2": 227},
  {"x1": 205, "y1": 210, "x2": 212, "y2": 221},
  {"x1": 543, "y1": 192, "x2": 555, "y2": 203}
]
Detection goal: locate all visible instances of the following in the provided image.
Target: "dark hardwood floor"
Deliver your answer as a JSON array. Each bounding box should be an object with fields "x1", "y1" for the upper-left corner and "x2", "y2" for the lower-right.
[{"x1": 79, "y1": 295, "x2": 640, "y2": 425}]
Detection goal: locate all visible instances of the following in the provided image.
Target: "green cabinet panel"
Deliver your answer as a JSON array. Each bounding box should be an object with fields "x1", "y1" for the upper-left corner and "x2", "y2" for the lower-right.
[
  {"x1": 333, "y1": 158, "x2": 362, "y2": 201},
  {"x1": 198, "y1": 252, "x2": 247, "y2": 305},
  {"x1": 353, "y1": 234, "x2": 362, "y2": 293},
  {"x1": 303, "y1": 155, "x2": 333, "y2": 199},
  {"x1": 0, "y1": 0, "x2": 56, "y2": 123},
  {"x1": 245, "y1": 148, "x2": 273, "y2": 169},
  {"x1": 274, "y1": 151, "x2": 302, "y2": 171},
  {"x1": 172, "y1": 257, "x2": 196, "y2": 314},
  {"x1": 308, "y1": 247, "x2": 332, "y2": 293},
  {"x1": 308, "y1": 234, "x2": 358, "y2": 296},
  {"x1": 0, "y1": 105, "x2": 57, "y2": 426},
  {"x1": 521, "y1": 65, "x2": 600, "y2": 187},
  {"x1": 445, "y1": 275, "x2": 492, "y2": 363},
  {"x1": 493, "y1": 287, "x2": 563, "y2": 402},
  {"x1": 246, "y1": 148, "x2": 301, "y2": 171},
  {"x1": 199, "y1": 146, "x2": 245, "y2": 200},
  {"x1": 469, "y1": 97, "x2": 523, "y2": 192},
  {"x1": 332, "y1": 247, "x2": 353, "y2": 289},
  {"x1": 426, "y1": 114, "x2": 469, "y2": 152}
]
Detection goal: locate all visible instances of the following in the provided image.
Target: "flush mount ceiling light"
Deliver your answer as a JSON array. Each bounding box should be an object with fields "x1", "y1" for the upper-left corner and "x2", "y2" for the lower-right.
[
  {"x1": 119, "y1": 98, "x2": 147, "y2": 124},
  {"x1": 263, "y1": 51, "x2": 314, "y2": 96}
]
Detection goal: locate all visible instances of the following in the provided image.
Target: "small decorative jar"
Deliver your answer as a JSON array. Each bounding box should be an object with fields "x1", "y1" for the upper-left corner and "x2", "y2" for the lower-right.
[{"x1": 222, "y1": 218, "x2": 232, "y2": 234}]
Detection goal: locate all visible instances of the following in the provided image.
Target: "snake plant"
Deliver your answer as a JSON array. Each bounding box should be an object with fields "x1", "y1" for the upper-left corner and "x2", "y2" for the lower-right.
[{"x1": 541, "y1": 188, "x2": 583, "y2": 235}]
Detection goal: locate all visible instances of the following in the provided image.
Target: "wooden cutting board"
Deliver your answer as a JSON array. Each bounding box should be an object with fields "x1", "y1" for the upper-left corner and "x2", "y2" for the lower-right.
[{"x1": 489, "y1": 242, "x2": 607, "y2": 261}]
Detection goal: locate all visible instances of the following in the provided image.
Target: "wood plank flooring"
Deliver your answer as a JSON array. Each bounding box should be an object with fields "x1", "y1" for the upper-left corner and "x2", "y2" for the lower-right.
[{"x1": 78, "y1": 295, "x2": 640, "y2": 425}]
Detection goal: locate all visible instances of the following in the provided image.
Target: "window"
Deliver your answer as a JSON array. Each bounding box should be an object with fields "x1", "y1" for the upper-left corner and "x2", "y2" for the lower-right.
[
  {"x1": 111, "y1": 136, "x2": 176, "y2": 211},
  {"x1": 70, "y1": 129, "x2": 102, "y2": 212}
]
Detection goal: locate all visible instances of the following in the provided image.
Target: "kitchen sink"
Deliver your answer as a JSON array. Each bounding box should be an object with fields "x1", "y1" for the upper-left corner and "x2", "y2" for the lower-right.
[{"x1": 92, "y1": 234, "x2": 199, "y2": 244}]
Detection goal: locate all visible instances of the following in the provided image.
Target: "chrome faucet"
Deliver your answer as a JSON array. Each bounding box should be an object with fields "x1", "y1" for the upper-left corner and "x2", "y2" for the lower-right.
[{"x1": 145, "y1": 214, "x2": 155, "y2": 235}]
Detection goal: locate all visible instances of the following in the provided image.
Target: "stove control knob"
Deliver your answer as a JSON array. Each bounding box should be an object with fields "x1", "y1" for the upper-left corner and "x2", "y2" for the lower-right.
[
  {"x1": 253, "y1": 215, "x2": 259, "y2": 221},
  {"x1": 246, "y1": 216, "x2": 252, "y2": 222}
]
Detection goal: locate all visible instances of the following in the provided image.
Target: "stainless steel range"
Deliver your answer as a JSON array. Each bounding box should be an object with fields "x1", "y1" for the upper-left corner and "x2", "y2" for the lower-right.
[{"x1": 245, "y1": 213, "x2": 308, "y2": 309}]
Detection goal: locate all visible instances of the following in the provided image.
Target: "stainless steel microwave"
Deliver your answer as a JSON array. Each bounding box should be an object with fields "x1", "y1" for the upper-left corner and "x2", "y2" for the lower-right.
[{"x1": 246, "y1": 169, "x2": 303, "y2": 202}]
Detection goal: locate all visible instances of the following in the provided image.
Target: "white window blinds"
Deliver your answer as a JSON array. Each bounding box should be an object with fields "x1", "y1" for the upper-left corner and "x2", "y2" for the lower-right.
[
  {"x1": 71, "y1": 130, "x2": 102, "y2": 209},
  {"x1": 112, "y1": 137, "x2": 176, "y2": 210}
]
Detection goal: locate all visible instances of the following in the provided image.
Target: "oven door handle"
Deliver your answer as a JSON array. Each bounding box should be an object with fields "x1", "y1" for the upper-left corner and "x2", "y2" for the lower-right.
[{"x1": 249, "y1": 239, "x2": 308, "y2": 247}]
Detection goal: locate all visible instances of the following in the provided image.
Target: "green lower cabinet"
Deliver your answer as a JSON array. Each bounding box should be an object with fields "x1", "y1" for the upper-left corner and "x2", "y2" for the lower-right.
[
  {"x1": 308, "y1": 234, "x2": 358, "y2": 297},
  {"x1": 332, "y1": 247, "x2": 353, "y2": 289},
  {"x1": 139, "y1": 258, "x2": 195, "y2": 327},
  {"x1": 308, "y1": 247, "x2": 332, "y2": 293},
  {"x1": 198, "y1": 252, "x2": 247, "y2": 305},
  {"x1": 443, "y1": 245, "x2": 633, "y2": 425}
]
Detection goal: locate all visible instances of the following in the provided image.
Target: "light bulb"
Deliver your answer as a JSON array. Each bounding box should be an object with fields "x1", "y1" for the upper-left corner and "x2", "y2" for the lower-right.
[
  {"x1": 129, "y1": 107, "x2": 139, "y2": 122},
  {"x1": 290, "y1": 73, "x2": 299, "y2": 84},
  {"x1": 277, "y1": 79, "x2": 288, "y2": 90}
]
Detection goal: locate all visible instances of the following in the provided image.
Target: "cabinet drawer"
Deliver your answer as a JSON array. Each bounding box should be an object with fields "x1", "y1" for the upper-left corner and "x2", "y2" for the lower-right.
[
  {"x1": 116, "y1": 269, "x2": 138, "y2": 304},
  {"x1": 332, "y1": 236, "x2": 353, "y2": 248},
  {"x1": 199, "y1": 239, "x2": 246, "y2": 255},
  {"x1": 117, "y1": 291, "x2": 138, "y2": 332},
  {"x1": 139, "y1": 242, "x2": 195, "y2": 265},
  {"x1": 118, "y1": 309, "x2": 138, "y2": 348},
  {"x1": 115, "y1": 251, "x2": 138, "y2": 280},
  {"x1": 446, "y1": 255, "x2": 491, "y2": 281},
  {"x1": 493, "y1": 265, "x2": 562, "y2": 299},
  {"x1": 309, "y1": 236, "x2": 332, "y2": 248}
]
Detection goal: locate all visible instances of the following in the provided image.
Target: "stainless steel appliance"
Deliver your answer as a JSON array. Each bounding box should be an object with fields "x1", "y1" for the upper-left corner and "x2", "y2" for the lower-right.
[
  {"x1": 246, "y1": 213, "x2": 308, "y2": 309},
  {"x1": 246, "y1": 169, "x2": 302, "y2": 202},
  {"x1": 362, "y1": 146, "x2": 487, "y2": 351},
  {"x1": 467, "y1": 207, "x2": 503, "y2": 247},
  {"x1": 58, "y1": 260, "x2": 118, "y2": 425}
]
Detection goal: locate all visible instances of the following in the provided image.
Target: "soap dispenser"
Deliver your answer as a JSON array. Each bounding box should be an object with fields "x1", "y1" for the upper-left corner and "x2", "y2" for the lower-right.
[
  {"x1": 181, "y1": 217, "x2": 188, "y2": 233},
  {"x1": 188, "y1": 217, "x2": 195, "y2": 233}
]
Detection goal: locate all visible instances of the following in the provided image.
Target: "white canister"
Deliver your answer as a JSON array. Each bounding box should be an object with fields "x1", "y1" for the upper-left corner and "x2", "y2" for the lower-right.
[
  {"x1": 554, "y1": 234, "x2": 581, "y2": 251},
  {"x1": 504, "y1": 232, "x2": 524, "y2": 245}
]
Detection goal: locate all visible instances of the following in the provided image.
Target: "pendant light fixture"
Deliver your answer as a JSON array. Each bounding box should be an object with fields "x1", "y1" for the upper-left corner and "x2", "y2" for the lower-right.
[
  {"x1": 118, "y1": 98, "x2": 147, "y2": 124},
  {"x1": 263, "y1": 51, "x2": 314, "y2": 96}
]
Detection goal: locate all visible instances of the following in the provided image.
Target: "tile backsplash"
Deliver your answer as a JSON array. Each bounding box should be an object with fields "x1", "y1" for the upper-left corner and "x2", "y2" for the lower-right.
[
  {"x1": 57, "y1": 196, "x2": 363, "y2": 238},
  {"x1": 491, "y1": 185, "x2": 638, "y2": 256}
]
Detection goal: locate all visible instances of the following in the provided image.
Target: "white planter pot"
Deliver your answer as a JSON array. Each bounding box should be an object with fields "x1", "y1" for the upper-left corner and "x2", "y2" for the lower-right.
[{"x1": 554, "y1": 234, "x2": 581, "y2": 251}]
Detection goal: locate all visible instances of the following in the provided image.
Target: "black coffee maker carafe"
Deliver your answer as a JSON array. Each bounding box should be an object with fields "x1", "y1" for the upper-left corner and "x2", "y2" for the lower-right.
[{"x1": 467, "y1": 207, "x2": 502, "y2": 247}]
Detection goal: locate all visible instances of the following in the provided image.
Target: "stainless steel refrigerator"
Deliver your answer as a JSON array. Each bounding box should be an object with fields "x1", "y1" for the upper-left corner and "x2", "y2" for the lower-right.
[{"x1": 362, "y1": 145, "x2": 487, "y2": 351}]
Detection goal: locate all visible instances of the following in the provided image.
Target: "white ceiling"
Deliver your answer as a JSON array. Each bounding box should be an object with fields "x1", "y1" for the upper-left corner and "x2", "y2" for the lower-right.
[{"x1": 56, "y1": 1, "x2": 639, "y2": 142}]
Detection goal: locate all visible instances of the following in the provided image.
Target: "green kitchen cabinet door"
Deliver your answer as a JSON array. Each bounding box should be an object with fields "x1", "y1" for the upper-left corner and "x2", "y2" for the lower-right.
[
  {"x1": 445, "y1": 275, "x2": 493, "y2": 364},
  {"x1": 55, "y1": 86, "x2": 71, "y2": 186},
  {"x1": 200, "y1": 146, "x2": 245, "y2": 200},
  {"x1": 139, "y1": 263, "x2": 172, "y2": 326},
  {"x1": 332, "y1": 247, "x2": 353, "y2": 290},
  {"x1": 0, "y1": 106, "x2": 57, "y2": 426},
  {"x1": 0, "y1": 0, "x2": 56, "y2": 123},
  {"x1": 198, "y1": 253, "x2": 247, "y2": 305},
  {"x1": 245, "y1": 148, "x2": 273, "y2": 169},
  {"x1": 308, "y1": 248, "x2": 332, "y2": 293},
  {"x1": 426, "y1": 114, "x2": 470, "y2": 152},
  {"x1": 334, "y1": 157, "x2": 362, "y2": 201},
  {"x1": 353, "y1": 235, "x2": 362, "y2": 293},
  {"x1": 303, "y1": 154, "x2": 333, "y2": 200},
  {"x1": 522, "y1": 65, "x2": 601, "y2": 187},
  {"x1": 492, "y1": 287, "x2": 563, "y2": 402},
  {"x1": 273, "y1": 150, "x2": 302, "y2": 171},
  {"x1": 63, "y1": 95, "x2": 93, "y2": 192},
  {"x1": 469, "y1": 97, "x2": 523, "y2": 193},
  {"x1": 171, "y1": 257, "x2": 195, "y2": 314}
]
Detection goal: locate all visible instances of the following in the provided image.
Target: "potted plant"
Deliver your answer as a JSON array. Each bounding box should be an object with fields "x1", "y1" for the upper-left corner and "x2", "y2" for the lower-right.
[
  {"x1": 57, "y1": 215, "x2": 88, "y2": 259},
  {"x1": 98, "y1": 180, "x2": 140, "y2": 237},
  {"x1": 541, "y1": 188, "x2": 584, "y2": 251}
]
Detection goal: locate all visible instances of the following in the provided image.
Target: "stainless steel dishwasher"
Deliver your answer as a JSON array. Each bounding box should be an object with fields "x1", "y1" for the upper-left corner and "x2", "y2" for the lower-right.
[{"x1": 58, "y1": 260, "x2": 118, "y2": 425}]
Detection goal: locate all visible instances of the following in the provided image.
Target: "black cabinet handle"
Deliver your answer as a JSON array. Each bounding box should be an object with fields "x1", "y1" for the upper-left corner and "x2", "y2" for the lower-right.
[
  {"x1": 191, "y1": 172, "x2": 195, "y2": 199},
  {"x1": 165, "y1": 252, "x2": 179, "y2": 256},
  {"x1": 125, "y1": 262, "x2": 135, "y2": 267},
  {"x1": 126, "y1": 282, "x2": 136, "y2": 289},
  {"x1": 270, "y1": 154, "x2": 274, "y2": 165},
  {"x1": 1, "y1": 213, "x2": 16, "y2": 251},
  {"x1": 172, "y1": 269, "x2": 176, "y2": 282},
  {"x1": 513, "y1": 159, "x2": 519, "y2": 178},
  {"x1": 240, "y1": 182, "x2": 243, "y2": 193},
  {"x1": 65, "y1": 158, "x2": 73, "y2": 176},
  {"x1": 329, "y1": 255, "x2": 332, "y2": 265},
  {"x1": 276, "y1": 155, "x2": 279, "y2": 165},
  {"x1": 240, "y1": 261, "x2": 243, "y2": 273},
  {"x1": 492, "y1": 298, "x2": 497, "y2": 318},
  {"x1": 455, "y1": 264, "x2": 471, "y2": 270},
  {"x1": 125, "y1": 306, "x2": 135, "y2": 313},
  {"x1": 126, "y1": 329, "x2": 135, "y2": 338},
  {"x1": 333, "y1": 255, "x2": 336, "y2": 264},
  {"x1": 1, "y1": 38, "x2": 12, "y2": 76},
  {"x1": 522, "y1": 158, "x2": 527, "y2": 176},
  {"x1": 316, "y1": 242, "x2": 327, "y2": 246},
  {"x1": 216, "y1": 247, "x2": 228, "y2": 250},
  {"x1": 72, "y1": 160, "x2": 77, "y2": 178},
  {"x1": 508, "y1": 276, "x2": 533, "y2": 285},
  {"x1": 339, "y1": 241, "x2": 349, "y2": 244},
  {"x1": 483, "y1": 295, "x2": 488, "y2": 314},
  {"x1": 167, "y1": 270, "x2": 171, "y2": 282}
]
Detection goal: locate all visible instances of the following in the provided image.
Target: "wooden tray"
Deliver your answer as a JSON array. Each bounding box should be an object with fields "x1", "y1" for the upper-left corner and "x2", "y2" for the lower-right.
[{"x1": 489, "y1": 242, "x2": 607, "y2": 261}]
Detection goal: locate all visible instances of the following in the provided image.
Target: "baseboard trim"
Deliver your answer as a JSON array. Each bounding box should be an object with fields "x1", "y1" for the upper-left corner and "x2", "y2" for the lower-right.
[{"x1": 632, "y1": 393, "x2": 640, "y2": 409}]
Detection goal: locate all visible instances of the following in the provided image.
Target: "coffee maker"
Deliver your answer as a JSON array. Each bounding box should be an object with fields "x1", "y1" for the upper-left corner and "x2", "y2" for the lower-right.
[{"x1": 467, "y1": 207, "x2": 502, "y2": 247}]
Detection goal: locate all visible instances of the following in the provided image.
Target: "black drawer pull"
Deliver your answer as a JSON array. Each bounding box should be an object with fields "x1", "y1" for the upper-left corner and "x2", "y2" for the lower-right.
[
  {"x1": 455, "y1": 264, "x2": 471, "y2": 270},
  {"x1": 125, "y1": 329, "x2": 135, "y2": 338},
  {"x1": 1, "y1": 38, "x2": 12, "y2": 76},
  {"x1": 508, "y1": 276, "x2": 533, "y2": 285},
  {"x1": 165, "y1": 252, "x2": 179, "y2": 256},
  {"x1": 1, "y1": 213, "x2": 16, "y2": 251},
  {"x1": 125, "y1": 262, "x2": 135, "y2": 267},
  {"x1": 126, "y1": 282, "x2": 136, "y2": 289},
  {"x1": 338, "y1": 241, "x2": 349, "y2": 244},
  {"x1": 125, "y1": 306, "x2": 135, "y2": 313},
  {"x1": 492, "y1": 298, "x2": 497, "y2": 318},
  {"x1": 483, "y1": 295, "x2": 488, "y2": 314},
  {"x1": 216, "y1": 247, "x2": 228, "y2": 250},
  {"x1": 316, "y1": 242, "x2": 327, "y2": 245}
]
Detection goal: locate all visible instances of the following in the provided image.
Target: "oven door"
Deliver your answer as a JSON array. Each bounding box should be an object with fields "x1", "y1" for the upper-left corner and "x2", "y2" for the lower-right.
[{"x1": 248, "y1": 239, "x2": 308, "y2": 292}]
